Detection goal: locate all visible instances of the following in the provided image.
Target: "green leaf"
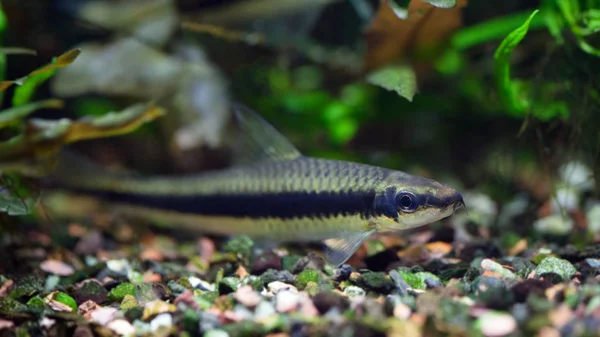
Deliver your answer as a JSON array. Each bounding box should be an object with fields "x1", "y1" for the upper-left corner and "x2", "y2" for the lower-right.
[
  {"x1": 494, "y1": 9, "x2": 539, "y2": 113},
  {"x1": 12, "y1": 69, "x2": 57, "y2": 107},
  {"x1": 0, "y1": 2, "x2": 8, "y2": 107},
  {"x1": 424, "y1": 0, "x2": 456, "y2": 8},
  {"x1": 452, "y1": 10, "x2": 546, "y2": 50},
  {"x1": 0, "y1": 192, "x2": 33, "y2": 216},
  {"x1": 0, "y1": 48, "x2": 81, "y2": 94},
  {"x1": 582, "y1": 9, "x2": 600, "y2": 32},
  {"x1": 54, "y1": 292, "x2": 77, "y2": 312},
  {"x1": 0, "y1": 47, "x2": 36, "y2": 55},
  {"x1": 366, "y1": 64, "x2": 417, "y2": 102},
  {"x1": 0, "y1": 99, "x2": 64, "y2": 128}
]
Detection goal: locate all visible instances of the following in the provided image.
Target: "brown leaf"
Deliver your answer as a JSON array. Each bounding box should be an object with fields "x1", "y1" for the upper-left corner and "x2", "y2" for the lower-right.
[
  {"x1": 48, "y1": 300, "x2": 74, "y2": 312},
  {"x1": 508, "y1": 238, "x2": 528, "y2": 256},
  {"x1": 364, "y1": 0, "x2": 467, "y2": 71},
  {"x1": 78, "y1": 300, "x2": 102, "y2": 318},
  {"x1": 424, "y1": 241, "x2": 452, "y2": 255}
]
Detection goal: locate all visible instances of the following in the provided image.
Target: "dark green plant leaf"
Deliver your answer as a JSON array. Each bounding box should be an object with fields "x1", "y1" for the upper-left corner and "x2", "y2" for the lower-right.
[
  {"x1": 452, "y1": 10, "x2": 546, "y2": 50},
  {"x1": 494, "y1": 9, "x2": 539, "y2": 113},
  {"x1": 366, "y1": 64, "x2": 417, "y2": 101}
]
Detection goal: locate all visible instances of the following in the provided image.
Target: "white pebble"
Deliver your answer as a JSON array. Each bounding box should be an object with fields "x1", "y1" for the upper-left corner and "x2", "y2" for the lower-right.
[
  {"x1": 533, "y1": 214, "x2": 574, "y2": 236},
  {"x1": 587, "y1": 204, "x2": 600, "y2": 234},
  {"x1": 393, "y1": 303, "x2": 411, "y2": 320},
  {"x1": 559, "y1": 161, "x2": 594, "y2": 191},
  {"x1": 90, "y1": 308, "x2": 119, "y2": 326},
  {"x1": 107, "y1": 319, "x2": 136, "y2": 336},
  {"x1": 478, "y1": 312, "x2": 517, "y2": 337},
  {"x1": 39, "y1": 260, "x2": 75, "y2": 276},
  {"x1": 254, "y1": 301, "x2": 276, "y2": 318},
  {"x1": 233, "y1": 285, "x2": 261, "y2": 307},
  {"x1": 150, "y1": 313, "x2": 172, "y2": 332},
  {"x1": 106, "y1": 259, "x2": 131, "y2": 275},
  {"x1": 276, "y1": 290, "x2": 300, "y2": 313},
  {"x1": 550, "y1": 186, "x2": 579, "y2": 213}
]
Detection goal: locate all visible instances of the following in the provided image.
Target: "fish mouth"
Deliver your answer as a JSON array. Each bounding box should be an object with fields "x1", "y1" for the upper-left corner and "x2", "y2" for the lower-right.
[
  {"x1": 422, "y1": 190, "x2": 466, "y2": 214},
  {"x1": 447, "y1": 192, "x2": 467, "y2": 214}
]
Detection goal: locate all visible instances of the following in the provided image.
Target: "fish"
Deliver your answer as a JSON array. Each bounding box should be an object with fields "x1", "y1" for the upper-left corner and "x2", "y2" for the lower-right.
[{"x1": 45, "y1": 103, "x2": 466, "y2": 266}]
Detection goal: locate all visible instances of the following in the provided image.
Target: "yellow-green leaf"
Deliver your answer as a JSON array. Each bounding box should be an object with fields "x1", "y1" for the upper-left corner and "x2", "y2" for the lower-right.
[
  {"x1": 0, "y1": 102, "x2": 165, "y2": 168},
  {"x1": 0, "y1": 48, "x2": 81, "y2": 93},
  {"x1": 366, "y1": 64, "x2": 417, "y2": 101}
]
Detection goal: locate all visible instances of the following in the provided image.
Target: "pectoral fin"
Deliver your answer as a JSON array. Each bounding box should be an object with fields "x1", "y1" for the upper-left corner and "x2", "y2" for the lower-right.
[{"x1": 322, "y1": 230, "x2": 376, "y2": 267}]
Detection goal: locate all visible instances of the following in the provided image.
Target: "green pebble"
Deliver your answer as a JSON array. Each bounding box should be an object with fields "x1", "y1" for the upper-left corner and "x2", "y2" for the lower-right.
[
  {"x1": 534, "y1": 256, "x2": 576, "y2": 281},
  {"x1": 55, "y1": 292, "x2": 77, "y2": 312},
  {"x1": 0, "y1": 297, "x2": 27, "y2": 312},
  {"x1": 199, "y1": 291, "x2": 219, "y2": 305},
  {"x1": 223, "y1": 236, "x2": 254, "y2": 260},
  {"x1": 281, "y1": 255, "x2": 301, "y2": 272},
  {"x1": 295, "y1": 270, "x2": 319, "y2": 290},
  {"x1": 241, "y1": 276, "x2": 264, "y2": 292},
  {"x1": 9, "y1": 276, "x2": 44, "y2": 299},
  {"x1": 120, "y1": 294, "x2": 138, "y2": 310},
  {"x1": 304, "y1": 282, "x2": 320, "y2": 296},
  {"x1": 182, "y1": 308, "x2": 199, "y2": 334},
  {"x1": 357, "y1": 272, "x2": 395, "y2": 294},
  {"x1": 397, "y1": 271, "x2": 441, "y2": 290},
  {"x1": 218, "y1": 277, "x2": 241, "y2": 294},
  {"x1": 26, "y1": 296, "x2": 45, "y2": 309},
  {"x1": 167, "y1": 280, "x2": 188, "y2": 296},
  {"x1": 107, "y1": 283, "x2": 136, "y2": 303}
]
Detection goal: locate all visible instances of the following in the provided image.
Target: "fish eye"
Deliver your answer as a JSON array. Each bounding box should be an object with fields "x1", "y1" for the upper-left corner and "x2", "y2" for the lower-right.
[{"x1": 396, "y1": 192, "x2": 418, "y2": 213}]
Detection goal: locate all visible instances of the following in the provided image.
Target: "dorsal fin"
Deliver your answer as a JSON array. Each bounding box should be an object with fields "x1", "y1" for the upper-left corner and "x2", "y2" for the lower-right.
[{"x1": 230, "y1": 103, "x2": 302, "y2": 166}]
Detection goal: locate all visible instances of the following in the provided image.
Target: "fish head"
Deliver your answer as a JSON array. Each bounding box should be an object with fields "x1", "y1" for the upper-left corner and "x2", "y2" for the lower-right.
[{"x1": 373, "y1": 170, "x2": 465, "y2": 231}]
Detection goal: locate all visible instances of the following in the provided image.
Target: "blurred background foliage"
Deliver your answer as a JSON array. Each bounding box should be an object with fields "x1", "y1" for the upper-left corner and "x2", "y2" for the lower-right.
[{"x1": 0, "y1": 0, "x2": 599, "y2": 246}]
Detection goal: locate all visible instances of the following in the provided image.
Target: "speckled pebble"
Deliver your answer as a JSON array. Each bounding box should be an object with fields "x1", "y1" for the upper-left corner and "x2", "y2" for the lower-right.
[
  {"x1": 268, "y1": 281, "x2": 297, "y2": 294},
  {"x1": 332, "y1": 265, "x2": 353, "y2": 282},
  {"x1": 343, "y1": 286, "x2": 366, "y2": 297}
]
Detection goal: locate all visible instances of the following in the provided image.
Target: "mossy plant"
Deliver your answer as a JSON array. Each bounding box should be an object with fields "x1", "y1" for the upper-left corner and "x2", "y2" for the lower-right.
[
  {"x1": 107, "y1": 283, "x2": 136, "y2": 303},
  {"x1": 295, "y1": 270, "x2": 319, "y2": 290}
]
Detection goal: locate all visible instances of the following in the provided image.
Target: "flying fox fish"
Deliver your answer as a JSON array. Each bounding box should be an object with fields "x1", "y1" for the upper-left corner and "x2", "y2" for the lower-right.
[{"x1": 47, "y1": 104, "x2": 466, "y2": 266}]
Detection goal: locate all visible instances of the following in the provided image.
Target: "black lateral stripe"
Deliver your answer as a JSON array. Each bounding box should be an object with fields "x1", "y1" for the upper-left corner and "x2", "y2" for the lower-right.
[{"x1": 72, "y1": 189, "x2": 377, "y2": 219}]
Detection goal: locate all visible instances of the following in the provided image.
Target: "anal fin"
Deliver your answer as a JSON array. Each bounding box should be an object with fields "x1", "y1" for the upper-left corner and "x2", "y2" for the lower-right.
[{"x1": 323, "y1": 230, "x2": 376, "y2": 267}]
